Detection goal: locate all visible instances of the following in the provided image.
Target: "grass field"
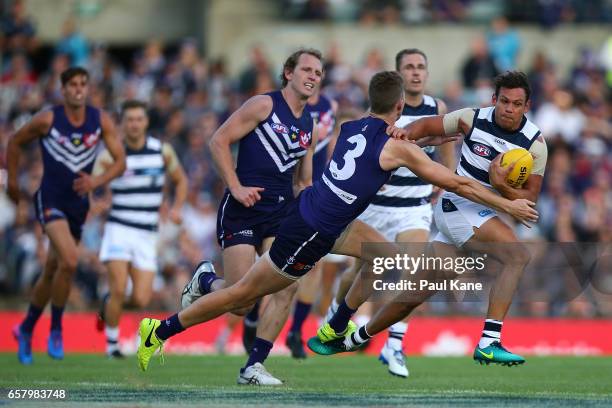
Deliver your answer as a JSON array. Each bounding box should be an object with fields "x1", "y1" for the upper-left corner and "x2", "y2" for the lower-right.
[{"x1": 1, "y1": 354, "x2": 611, "y2": 407}]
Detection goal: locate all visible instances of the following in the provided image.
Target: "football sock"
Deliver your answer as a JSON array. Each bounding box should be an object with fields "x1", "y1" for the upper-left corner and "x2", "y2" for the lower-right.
[
  {"x1": 328, "y1": 300, "x2": 356, "y2": 335},
  {"x1": 20, "y1": 304, "x2": 43, "y2": 334},
  {"x1": 155, "y1": 314, "x2": 184, "y2": 341},
  {"x1": 243, "y1": 337, "x2": 273, "y2": 370},
  {"x1": 325, "y1": 298, "x2": 339, "y2": 323},
  {"x1": 198, "y1": 271, "x2": 221, "y2": 295},
  {"x1": 387, "y1": 322, "x2": 408, "y2": 350},
  {"x1": 244, "y1": 301, "x2": 260, "y2": 327},
  {"x1": 105, "y1": 325, "x2": 119, "y2": 354},
  {"x1": 345, "y1": 325, "x2": 371, "y2": 349},
  {"x1": 50, "y1": 304, "x2": 64, "y2": 332},
  {"x1": 478, "y1": 319, "x2": 502, "y2": 348},
  {"x1": 289, "y1": 301, "x2": 311, "y2": 334}
]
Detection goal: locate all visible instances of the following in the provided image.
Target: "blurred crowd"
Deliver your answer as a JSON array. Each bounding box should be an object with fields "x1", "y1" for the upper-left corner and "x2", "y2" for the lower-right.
[
  {"x1": 0, "y1": 0, "x2": 610, "y2": 317},
  {"x1": 282, "y1": 0, "x2": 612, "y2": 26}
]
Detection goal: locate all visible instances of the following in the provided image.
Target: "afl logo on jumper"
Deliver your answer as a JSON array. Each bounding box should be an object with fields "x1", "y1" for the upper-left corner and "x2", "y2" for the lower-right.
[
  {"x1": 272, "y1": 123, "x2": 289, "y2": 135},
  {"x1": 472, "y1": 143, "x2": 491, "y2": 157}
]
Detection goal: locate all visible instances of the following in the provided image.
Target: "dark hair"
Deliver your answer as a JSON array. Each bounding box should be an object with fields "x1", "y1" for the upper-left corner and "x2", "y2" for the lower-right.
[
  {"x1": 120, "y1": 99, "x2": 148, "y2": 119},
  {"x1": 369, "y1": 71, "x2": 404, "y2": 114},
  {"x1": 494, "y1": 71, "x2": 531, "y2": 101},
  {"x1": 395, "y1": 48, "x2": 428, "y2": 71},
  {"x1": 60, "y1": 66, "x2": 89, "y2": 86},
  {"x1": 280, "y1": 48, "x2": 323, "y2": 87}
]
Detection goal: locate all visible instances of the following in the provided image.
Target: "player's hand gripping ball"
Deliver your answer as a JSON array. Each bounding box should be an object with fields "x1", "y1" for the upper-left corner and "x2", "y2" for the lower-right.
[{"x1": 501, "y1": 148, "x2": 533, "y2": 188}]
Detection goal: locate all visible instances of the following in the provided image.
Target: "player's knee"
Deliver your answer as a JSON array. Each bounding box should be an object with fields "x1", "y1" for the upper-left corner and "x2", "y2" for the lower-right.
[
  {"x1": 58, "y1": 253, "x2": 78, "y2": 274},
  {"x1": 131, "y1": 293, "x2": 151, "y2": 309},
  {"x1": 499, "y1": 245, "x2": 531, "y2": 268},
  {"x1": 229, "y1": 282, "x2": 259, "y2": 309},
  {"x1": 109, "y1": 285, "x2": 125, "y2": 300},
  {"x1": 231, "y1": 303, "x2": 256, "y2": 316}
]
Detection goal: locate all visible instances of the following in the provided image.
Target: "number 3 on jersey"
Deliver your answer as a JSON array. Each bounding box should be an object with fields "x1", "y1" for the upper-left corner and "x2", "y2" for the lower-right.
[{"x1": 329, "y1": 134, "x2": 366, "y2": 180}]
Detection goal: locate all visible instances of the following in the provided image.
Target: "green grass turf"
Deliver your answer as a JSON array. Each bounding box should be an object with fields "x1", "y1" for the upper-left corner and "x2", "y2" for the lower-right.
[{"x1": 0, "y1": 354, "x2": 611, "y2": 407}]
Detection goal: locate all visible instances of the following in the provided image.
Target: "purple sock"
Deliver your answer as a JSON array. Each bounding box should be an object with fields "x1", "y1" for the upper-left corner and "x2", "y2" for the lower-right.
[
  {"x1": 242, "y1": 337, "x2": 273, "y2": 370},
  {"x1": 289, "y1": 301, "x2": 312, "y2": 334},
  {"x1": 20, "y1": 304, "x2": 43, "y2": 334},
  {"x1": 198, "y1": 272, "x2": 221, "y2": 295},
  {"x1": 244, "y1": 300, "x2": 260, "y2": 325},
  {"x1": 155, "y1": 314, "x2": 185, "y2": 341},
  {"x1": 50, "y1": 305, "x2": 64, "y2": 332},
  {"x1": 328, "y1": 300, "x2": 356, "y2": 334}
]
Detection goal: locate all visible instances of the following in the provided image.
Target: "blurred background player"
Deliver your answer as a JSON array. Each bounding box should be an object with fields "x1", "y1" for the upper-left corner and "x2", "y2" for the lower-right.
[
  {"x1": 94, "y1": 100, "x2": 187, "y2": 358},
  {"x1": 7, "y1": 66, "x2": 125, "y2": 364},
  {"x1": 181, "y1": 49, "x2": 321, "y2": 384},
  {"x1": 324, "y1": 71, "x2": 548, "y2": 368},
  {"x1": 285, "y1": 83, "x2": 337, "y2": 359},
  {"x1": 324, "y1": 48, "x2": 456, "y2": 377}
]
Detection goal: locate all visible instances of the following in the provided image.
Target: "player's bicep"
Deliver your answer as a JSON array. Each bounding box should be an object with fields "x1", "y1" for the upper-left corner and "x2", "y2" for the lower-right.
[
  {"x1": 529, "y1": 135, "x2": 548, "y2": 177},
  {"x1": 213, "y1": 95, "x2": 272, "y2": 145},
  {"x1": 163, "y1": 143, "x2": 186, "y2": 183},
  {"x1": 100, "y1": 112, "x2": 124, "y2": 162},
  {"x1": 443, "y1": 108, "x2": 475, "y2": 136},
  {"x1": 12, "y1": 111, "x2": 52, "y2": 145}
]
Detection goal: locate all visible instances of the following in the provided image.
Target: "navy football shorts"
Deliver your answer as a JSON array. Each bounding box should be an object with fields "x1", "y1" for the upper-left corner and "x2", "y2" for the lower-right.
[
  {"x1": 216, "y1": 191, "x2": 290, "y2": 249},
  {"x1": 34, "y1": 189, "x2": 88, "y2": 240},
  {"x1": 267, "y1": 199, "x2": 338, "y2": 280}
]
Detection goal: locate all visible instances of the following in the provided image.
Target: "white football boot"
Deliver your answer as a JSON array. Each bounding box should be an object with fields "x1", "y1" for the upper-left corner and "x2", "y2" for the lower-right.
[
  {"x1": 181, "y1": 260, "x2": 216, "y2": 310},
  {"x1": 379, "y1": 341, "x2": 409, "y2": 378},
  {"x1": 237, "y1": 363, "x2": 283, "y2": 385}
]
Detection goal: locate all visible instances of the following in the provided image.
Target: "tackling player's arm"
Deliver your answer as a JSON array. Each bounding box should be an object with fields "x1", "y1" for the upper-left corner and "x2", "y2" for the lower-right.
[
  {"x1": 380, "y1": 139, "x2": 539, "y2": 227},
  {"x1": 6, "y1": 111, "x2": 53, "y2": 204},
  {"x1": 389, "y1": 108, "x2": 474, "y2": 147},
  {"x1": 293, "y1": 119, "x2": 318, "y2": 195},
  {"x1": 488, "y1": 135, "x2": 548, "y2": 203},
  {"x1": 208, "y1": 95, "x2": 272, "y2": 207},
  {"x1": 434, "y1": 99, "x2": 457, "y2": 171},
  {"x1": 73, "y1": 111, "x2": 126, "y2": 195},
  {"x1": 163, "y1": 142, "x2": 188, "y2": 224}
]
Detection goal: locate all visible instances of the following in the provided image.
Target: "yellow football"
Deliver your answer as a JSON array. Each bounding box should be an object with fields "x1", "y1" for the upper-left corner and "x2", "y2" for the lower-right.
[{"x1": 500, "y1": 148, "x2": 533, "y2": 188}]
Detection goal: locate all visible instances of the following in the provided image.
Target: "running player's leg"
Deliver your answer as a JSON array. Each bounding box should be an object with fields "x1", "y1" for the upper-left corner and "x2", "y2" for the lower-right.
[
  {"x1": 435, "y1": 194, "x2": 529, "y2": 365},
  {"x1": 45, "y1": 219, "x2": 80, "y2": 360},
  {"x1": 14, "y1": 246, "x2": 59, "y2": 364},
  {"x1": 286, "y1": 261, "x2": 320, "y2": 358},
  {"x1": 245, "y1": 237, "x2": 298, "y2": 376},
  {"x1": 103, "y1": 261, "x2": 129, "y2": 357},
  {"x1": 464, "y1": 217, "x2": 530, "y2": 365},
  {"x1": 353, "y1": 241, "x2": 460, "y2": 343},
  {"x1": 127, "y1": 231, "x2": 158, "y2": 310},
  {"x1": 376, "y1": 227, "x2": 428, "y2": 377},
  {"x1": 318, "y1": 256, "x2": 348, "y2": 316},
  {"x1": 326, "y1": 258, "x2": 362, "y2": 321},
  {"x1": 138, "y1": 255, "x2": 296, "y2": 374},
  {"x1": 318, "y1": 221, "x2": 395, "y2": 340}
]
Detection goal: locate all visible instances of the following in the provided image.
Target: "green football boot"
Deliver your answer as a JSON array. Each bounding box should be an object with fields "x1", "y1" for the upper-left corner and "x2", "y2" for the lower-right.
[{"x1": 473, "y1": 341, "x2": 525, "y2": 366}]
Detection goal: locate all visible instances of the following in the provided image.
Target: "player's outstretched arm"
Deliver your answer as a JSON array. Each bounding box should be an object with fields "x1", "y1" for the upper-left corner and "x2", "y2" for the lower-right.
[
  {"x1": 74, "y1": 112, "x2": 126, "y2": 196},
  {"x1": 381, "y1": 139, "x2": 539, "y2": 227},
  {"x1": 163, "y1": 142, "x2": 188, "y2": 224},
  {"x1": 6, "y1": 111, "x2": 53, "y2": 204},
  {"x1": 208, "y1": 95, "x2": 272, "y2": 207}
]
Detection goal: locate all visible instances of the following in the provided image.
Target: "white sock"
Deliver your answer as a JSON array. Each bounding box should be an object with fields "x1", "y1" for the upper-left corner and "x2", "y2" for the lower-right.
[
  {"x1": 387, "y1": 321, "x2": 408, "y2": 351},
  {"x1": 105, "y1": 325, "x2": 120, "y2": 354},
  {"x1": 325, "y1": 298, "x2": 339, "y2": 323},
  {"x1": 478, "y1": 319, "x2": 502, "y2": 349}
]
